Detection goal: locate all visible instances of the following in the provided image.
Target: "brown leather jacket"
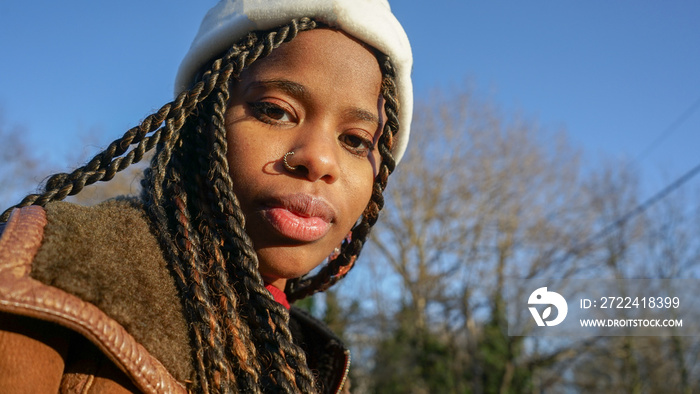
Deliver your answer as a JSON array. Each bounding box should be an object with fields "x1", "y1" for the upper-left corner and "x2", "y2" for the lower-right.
[{"x1": 0, "y1": 202, "x2": 350, "y2": 393}]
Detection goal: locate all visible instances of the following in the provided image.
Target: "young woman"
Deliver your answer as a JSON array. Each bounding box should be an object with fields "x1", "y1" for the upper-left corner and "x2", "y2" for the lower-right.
[{"x1": 0, "y1": 0, "x2": 412, "y2": 392}]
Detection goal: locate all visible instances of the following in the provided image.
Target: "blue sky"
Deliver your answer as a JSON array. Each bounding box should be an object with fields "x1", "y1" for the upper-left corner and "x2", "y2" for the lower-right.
[{"x1": 1, "y1": 1, "x2": 699, "y2": 198}]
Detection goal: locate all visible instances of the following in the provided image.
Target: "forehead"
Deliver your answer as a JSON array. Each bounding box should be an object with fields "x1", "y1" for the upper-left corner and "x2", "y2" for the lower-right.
[{"x1": 241, "y1": 28, "x2": 383, "y2": 96}]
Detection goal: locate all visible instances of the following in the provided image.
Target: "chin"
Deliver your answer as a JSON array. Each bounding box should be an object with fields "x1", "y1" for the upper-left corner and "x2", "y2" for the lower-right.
[{"x1": 255, "y1": 246, "x2": 328, "y2": 283}]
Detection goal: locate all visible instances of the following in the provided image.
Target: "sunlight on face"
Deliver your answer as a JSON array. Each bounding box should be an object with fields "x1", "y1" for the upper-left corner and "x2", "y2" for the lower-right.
[{"x1": 224, "y1": 29, "x2": 384, "y2": 289}]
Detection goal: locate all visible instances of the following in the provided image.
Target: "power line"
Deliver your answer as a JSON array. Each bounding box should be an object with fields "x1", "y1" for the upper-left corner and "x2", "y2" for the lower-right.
[
  {"x1": 554, "y1": 159, "x2": 700, "y2": 267},
  {"x1": 634, "y1": 95, "x2": 700, "y2": 163},
  {"x1": 550, "y1": 92, "x2": 700, "y2": 267},
  {"x1": 538, "y1": 95, "x2": 700, "y2": 248}
]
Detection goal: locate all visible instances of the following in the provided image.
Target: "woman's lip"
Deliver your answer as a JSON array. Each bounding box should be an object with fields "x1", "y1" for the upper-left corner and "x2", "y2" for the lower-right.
[
  {"x1": 258, "y1": 194, "x2": 336, "y2": 242},
  {"x1": 261, "y1": 208, "x2": 331, "y2": 242}
]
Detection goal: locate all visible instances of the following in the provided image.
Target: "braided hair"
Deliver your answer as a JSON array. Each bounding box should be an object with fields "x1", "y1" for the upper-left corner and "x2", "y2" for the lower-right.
[{"x1": 1, "y1": 18, "x2": 399, "y2": 393}]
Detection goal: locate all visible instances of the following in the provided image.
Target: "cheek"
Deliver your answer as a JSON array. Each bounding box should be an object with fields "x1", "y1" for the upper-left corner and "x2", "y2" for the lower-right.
[
  {"x1": 342, "y1": 170, "x2": 376, "y2": 231},
  {"x1": 224, "y1": 116, "x2": 271, "y2": 185},
  {"x1": 225, "y1": 137, "x2": 250, "y2": 186},
  {"x1": 224, "y1": 104, "x2": 289, "y2": 172}
]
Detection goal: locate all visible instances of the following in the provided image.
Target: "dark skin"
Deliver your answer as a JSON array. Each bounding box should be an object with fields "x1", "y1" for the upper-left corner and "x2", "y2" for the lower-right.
[{"x1": 225, "y1": 28, "x2": 385, "y2": 290}]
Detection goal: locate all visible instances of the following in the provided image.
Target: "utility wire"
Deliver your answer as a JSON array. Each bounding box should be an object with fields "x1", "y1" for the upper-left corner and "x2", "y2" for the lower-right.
[
  {"x1": 542, "y1": 95, "x2": 700, "y2": 225},
  {"x1": 553, "y1": 159, "x2": 700, "y2": 267},
  {"x1": 633, "y1": 95, "x2": 700, "y2": 163},
  {"x1": 549, "y1": 94, "x2": 700, "y2": 267}
]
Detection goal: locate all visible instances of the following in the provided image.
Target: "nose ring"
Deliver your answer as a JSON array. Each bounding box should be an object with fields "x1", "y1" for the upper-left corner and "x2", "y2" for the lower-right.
[{"x1": 283, "y1": 151, "x2": 297, "y2": 172}]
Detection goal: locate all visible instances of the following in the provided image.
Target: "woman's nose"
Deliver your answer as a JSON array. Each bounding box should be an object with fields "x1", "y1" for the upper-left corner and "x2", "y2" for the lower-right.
[{"x1": 283, "y1": 126, "x2": 340, "y2": 183}]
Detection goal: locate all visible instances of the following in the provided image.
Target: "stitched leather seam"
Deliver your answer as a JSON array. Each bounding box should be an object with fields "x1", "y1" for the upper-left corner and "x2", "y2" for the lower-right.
[
  {"x1": 0, "y1": 206, "x2": 186, "y2": 394},
  {"x1": 0, "y1": 206, "x2": 46, "y2": 275}
]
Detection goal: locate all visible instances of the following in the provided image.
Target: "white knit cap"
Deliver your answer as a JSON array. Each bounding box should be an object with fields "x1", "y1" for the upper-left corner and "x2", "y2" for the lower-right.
[{"x1": 175, "y1": 0, "x2": 413, "y2": 164}]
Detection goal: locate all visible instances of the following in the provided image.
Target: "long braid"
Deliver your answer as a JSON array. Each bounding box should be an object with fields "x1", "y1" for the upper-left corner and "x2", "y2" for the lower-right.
[
  {"x1": 201, "y1": 35, "x2": 317, "y2": 393},
  {"x1": 191, "y1": 72, "x2": 264, "y2": 391},
  {"x1": 205, "y1": 101, "x2": 316, "y2": 390},
  {"x1": 221, "y1": 21, "x2": 318, "y2": 393},
  {"x1": 211, "y1": 20, "x2": 317, "y2": 393},
  {"x1": 144, "y1": 83, "x2": 244, "y2": 393},
  {"x1": 0, "y1": 78, "x2": 218, "y2": 222},
  {"x1": 143, "y1": 19, "x2": 320, "y2": 392},
  {"x1": 286, "y1": 54, "x2": 399, "y2": 302}
]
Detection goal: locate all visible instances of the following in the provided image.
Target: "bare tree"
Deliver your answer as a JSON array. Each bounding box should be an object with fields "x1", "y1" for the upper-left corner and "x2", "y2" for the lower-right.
[
  {"x1": 0, "y1": 112, "x2": 47, "y2": 209},
  {"x1": 334, "y1": 83, "x2": 700, "y2": 393},
  {"x1": 1, "y1": 110, "x2": 146, "y2": 210},
  {"x1": 340, "y1": 85, "x2": 613, "y2": 393},
  {"x1": 566, "y1": 181, "x2": 700, "y2": 393}
]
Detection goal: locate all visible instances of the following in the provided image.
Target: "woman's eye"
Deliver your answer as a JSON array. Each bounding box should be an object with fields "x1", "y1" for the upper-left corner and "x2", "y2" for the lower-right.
[
  {"x1": 249, "y1": 102, "x2": 294, "y2": 124},
  {"x1": 340, "y1": 133, "x2": 374, "y2": 157}
]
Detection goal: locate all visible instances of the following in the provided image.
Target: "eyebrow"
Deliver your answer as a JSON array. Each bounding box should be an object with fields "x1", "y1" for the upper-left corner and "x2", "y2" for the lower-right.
[
  {"x1": 245, "y1": 78, "x2": 380, "y2": 128},
  {"x1": 344, "y1": 108, "x2": 380, "y2": 130},
  {"x1": 244, "y1": 79, "x2": 309, "y2": 100}
]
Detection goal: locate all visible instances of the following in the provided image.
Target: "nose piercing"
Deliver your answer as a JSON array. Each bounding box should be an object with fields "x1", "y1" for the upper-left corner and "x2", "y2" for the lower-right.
[{"x1": 283, "y1": 151, "x2": 297, "y2": 172}]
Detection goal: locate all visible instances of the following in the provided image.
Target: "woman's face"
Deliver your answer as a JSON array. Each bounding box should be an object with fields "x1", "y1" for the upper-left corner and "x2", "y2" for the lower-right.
[{"x1": 225, "y1": 28, "x2": 384, "y2": 289}]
